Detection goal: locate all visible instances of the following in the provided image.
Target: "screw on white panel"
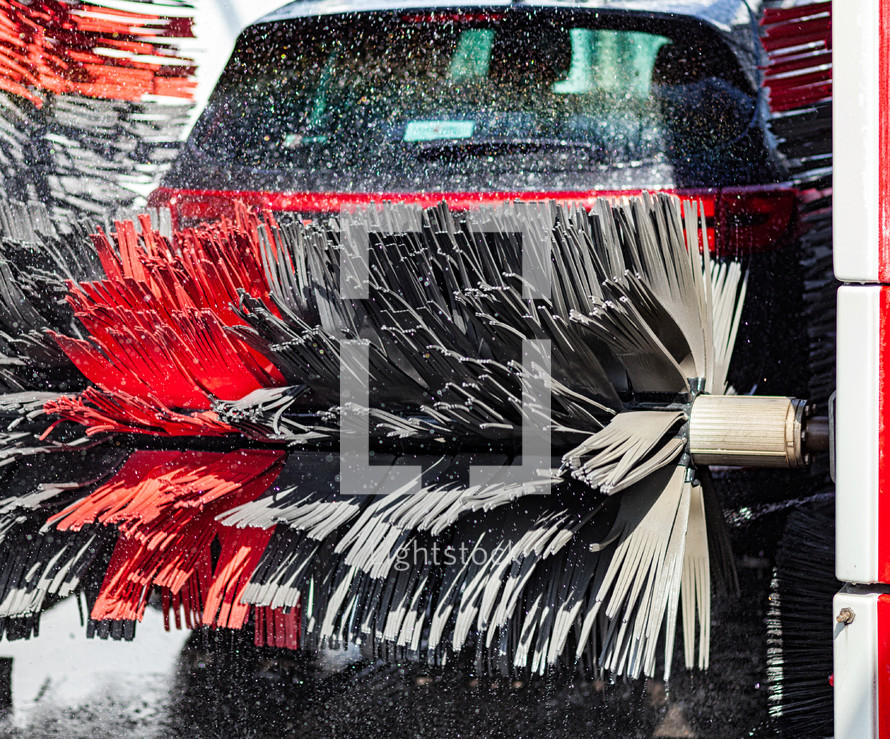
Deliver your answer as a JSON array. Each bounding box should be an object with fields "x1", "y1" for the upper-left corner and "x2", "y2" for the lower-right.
[{"x1": 836, "y1": 607, "x2": 856, "y2": 625}]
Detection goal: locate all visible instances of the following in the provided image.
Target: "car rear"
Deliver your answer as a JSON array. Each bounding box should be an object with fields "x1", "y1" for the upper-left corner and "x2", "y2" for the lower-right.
[{"x1": 150, "y1": 2, "x2": 804, "y2": 394}]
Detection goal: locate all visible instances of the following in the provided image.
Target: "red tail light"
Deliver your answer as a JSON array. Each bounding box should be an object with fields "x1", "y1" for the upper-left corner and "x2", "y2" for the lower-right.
[
  {"x1": 149, "y1": 187, "x2": 717, "y2": 235},
  {"x1": 148, "y1": 186, "x2": 796, "y2": 256},
  {"x1": 147, "y1": 188, "x2": 239, "y2": 227}
]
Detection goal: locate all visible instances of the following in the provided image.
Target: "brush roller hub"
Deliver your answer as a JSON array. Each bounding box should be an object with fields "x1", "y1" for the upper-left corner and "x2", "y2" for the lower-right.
[{"x1": 689, "y1": 395, "x2": 808, "y2": 468}]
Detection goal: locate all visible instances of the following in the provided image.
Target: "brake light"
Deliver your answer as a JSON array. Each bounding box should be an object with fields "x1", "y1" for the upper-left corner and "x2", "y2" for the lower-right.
[
  {"x1": 149, "y1": 187, "x2": 716, "y2": 229},
  {"x1": 715, "y1": 186, "x2": 798, "y2": 257},
  {"x1": 149, "y1": 186, "x2": 802, "y2": 258},
  {"x1": 147, "y1": 188, "x2": 239, "y2": 229}
]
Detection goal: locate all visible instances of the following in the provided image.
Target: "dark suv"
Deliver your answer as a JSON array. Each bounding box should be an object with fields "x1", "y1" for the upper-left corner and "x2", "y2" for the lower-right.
[{"x1": 150, "y1": 0, "x2": 803, "y2": 394}]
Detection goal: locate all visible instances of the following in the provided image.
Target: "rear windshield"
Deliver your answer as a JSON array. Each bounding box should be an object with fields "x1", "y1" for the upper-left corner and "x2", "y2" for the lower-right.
[{"x1": 188, "y1": 11, "x2": 765, "y2": 191}]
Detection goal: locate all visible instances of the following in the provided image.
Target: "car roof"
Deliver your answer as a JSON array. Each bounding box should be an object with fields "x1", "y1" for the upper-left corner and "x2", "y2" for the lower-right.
[{"x1": 254, "y1": 0, "x2": 761, "y2": 34}]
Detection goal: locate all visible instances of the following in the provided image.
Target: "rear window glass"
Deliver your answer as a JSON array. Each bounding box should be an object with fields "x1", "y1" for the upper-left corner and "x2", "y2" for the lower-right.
[{"x1": 191, "y1": 11, "x2": 760, "y2": 190}]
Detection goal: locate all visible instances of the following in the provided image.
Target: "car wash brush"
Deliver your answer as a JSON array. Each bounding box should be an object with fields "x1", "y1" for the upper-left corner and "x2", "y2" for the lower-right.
[{"x1": 0, "y1": 192, "x2": 829, "y2": 682}]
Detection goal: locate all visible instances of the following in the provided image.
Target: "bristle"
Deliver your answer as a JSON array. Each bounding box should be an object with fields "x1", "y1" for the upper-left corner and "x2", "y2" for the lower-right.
[
  {"x1": 766, "y1": 501, "x2": 836, "y2": 736},
  {"x1": 46, "y1": 211, "x2": 286, "y2": 408},
  {"x1": 0, "y1": 443, "x2": 126, "y2": 637},
  {"x1": 48, "y1": 450, "x2": 284, "y2": 624},
  {"x1": 0, "y1": 0, "x2": 196, "y2": 104},
  {"x1": 759, "y1": 5, "x2": 836, "y2": 728},
  {"x1": 45, "y1": 387, "x2": 239, "y2": 437},
  {"x1": 562, "y1": 411, "x2": 686, "y2": 494},
  {"x1": 203, "y1": 526, "x2": 277, "y2": 630},
  {"x1": 0, "y1": 0, "x2": 196, "y2": 215},
  {"x1": 0, "y1": 205, "x2": 100, "y2": 390},
  {"x1": 761, "y1": 0, "x2": 834, "y2": 406}
]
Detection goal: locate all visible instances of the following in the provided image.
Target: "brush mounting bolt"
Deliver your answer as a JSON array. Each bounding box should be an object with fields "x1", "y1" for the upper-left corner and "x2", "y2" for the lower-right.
[{"x1": 836, "y1": 607, "x2": 855, "y2": 625}]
